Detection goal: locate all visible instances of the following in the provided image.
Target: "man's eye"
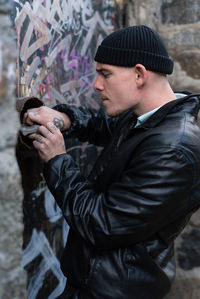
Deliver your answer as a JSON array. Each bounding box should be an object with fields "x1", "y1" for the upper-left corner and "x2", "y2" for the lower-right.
[{"x1": 102, "y1": 73, "x2": 110, "y2": 78}]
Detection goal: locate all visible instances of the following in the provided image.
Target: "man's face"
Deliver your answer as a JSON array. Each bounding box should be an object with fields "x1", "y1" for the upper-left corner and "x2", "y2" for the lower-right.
[{"x1": 93, "y1": 63, "x2": 139, "y2": 117}]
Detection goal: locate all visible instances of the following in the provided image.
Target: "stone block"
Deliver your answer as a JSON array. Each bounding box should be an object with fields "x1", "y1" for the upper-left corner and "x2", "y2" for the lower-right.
[
  {"x1": 165, "y1": 269, "x2": 200, "y2": 299},
  {"x1": 174, "y1": 50, "x2": 200, "y2": 79},
  {"x1": 171, "y1": 30, "x2": 200, "y2": 48},
  {"x1": 160, "y1": 0, "x2": 200, "y2": 25},
  {"x1": 0, "y1": 0, "x2": 13, "y2": 14},
  {"x1": 177, "y1": 227, "x2": 200, "y2": 270},
  {"x1": 169, "y1": 61, "x2": 200, "y2": 93}
]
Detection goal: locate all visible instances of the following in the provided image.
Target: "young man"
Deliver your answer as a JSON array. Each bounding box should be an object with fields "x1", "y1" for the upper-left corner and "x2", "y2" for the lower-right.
[{"x1": 24, "y1": 25, "x2": 200, "y2": 298}]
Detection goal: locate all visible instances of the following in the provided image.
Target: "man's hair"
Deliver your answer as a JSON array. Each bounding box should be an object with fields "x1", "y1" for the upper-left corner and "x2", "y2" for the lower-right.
[{"x1": 94, "y1": 25, "x2": 173, "y2": 75}]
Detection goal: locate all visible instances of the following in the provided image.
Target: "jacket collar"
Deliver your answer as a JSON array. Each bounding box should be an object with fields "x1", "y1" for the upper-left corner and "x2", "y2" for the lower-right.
[{"x1": 136, "y1": 93, "x2": 200, "y2": 129}]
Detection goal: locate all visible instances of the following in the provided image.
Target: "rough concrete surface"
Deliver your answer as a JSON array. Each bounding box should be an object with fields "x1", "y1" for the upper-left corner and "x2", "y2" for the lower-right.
[{"x1": 0, "y1": 9, "x2": 26, "y2": 299}]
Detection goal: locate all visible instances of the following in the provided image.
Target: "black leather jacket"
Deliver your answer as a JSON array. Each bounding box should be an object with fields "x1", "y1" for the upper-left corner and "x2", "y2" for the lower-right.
[{"x1": 44, "y1": 94, "x2": 200, "y2": 299}]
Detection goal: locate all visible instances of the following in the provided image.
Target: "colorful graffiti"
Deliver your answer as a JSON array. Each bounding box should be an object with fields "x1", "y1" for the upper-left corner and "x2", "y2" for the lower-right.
[
  {"x1": 13, "y1": 0, "x2": 119, "y2": 107},
  {"x1": 12, "y1": 0, "x2": 119, "y2": 298}
]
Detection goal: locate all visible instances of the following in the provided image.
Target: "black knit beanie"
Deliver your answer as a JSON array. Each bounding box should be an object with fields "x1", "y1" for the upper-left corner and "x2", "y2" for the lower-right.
[{"x1": 94, "y1": 25, "x2": 173, "y2": 74}]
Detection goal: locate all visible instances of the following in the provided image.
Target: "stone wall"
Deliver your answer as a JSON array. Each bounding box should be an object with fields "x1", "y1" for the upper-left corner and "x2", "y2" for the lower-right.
[
  {"x1": 123, "y1": 0, "x2": 200, "y2": 298},
  {"x1": 0, "y1": 0, "x2": 26, "y2": 298},
  {"x1": 123, "y1": 0, "x2": 200, "y2": 93},
  {"x1": 1, "y1": 0, "x2": 199, "y2": 298}
]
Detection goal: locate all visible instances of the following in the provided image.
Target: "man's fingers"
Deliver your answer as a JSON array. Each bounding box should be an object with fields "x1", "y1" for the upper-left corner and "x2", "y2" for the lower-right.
[
  {"x1": 23, "y1": 112, "x2": 34, "y2": 125},
  {"x1": 32, "y1": 140, "x2": 43, "y2": 150},
  {"x1": 29, "y1": 125, "x2": 52, "y2": 139},
  {"x1": 29, "y1": 124, "x2": 58, "y2": 145},
  {"x1": 37, "y1": 125, "x2": 51, "y2": 138},
  {"x1": 46, "y1": 122, "x2": 59, "y2": 133},
  {"x1": 22, "y1": 106, "x2": 71, "y2": 131},
  {"x1": 31, "y1": 122, "x2": 66, "y2": 163},
  {"x1": 23, "y1": 108, "x2": 41, "y2": 125},
  {"x1": 29, "y1": 133, "x2": 44, "y2": 143}
]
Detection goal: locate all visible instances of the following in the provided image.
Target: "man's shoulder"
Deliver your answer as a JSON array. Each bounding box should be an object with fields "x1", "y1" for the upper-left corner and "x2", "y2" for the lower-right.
[{"x1": 142, "y1": 105, "x2": 200, "y2": 161}]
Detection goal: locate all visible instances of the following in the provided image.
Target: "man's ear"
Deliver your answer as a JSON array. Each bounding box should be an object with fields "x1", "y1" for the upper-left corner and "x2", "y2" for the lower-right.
[{"x1": 134, "y1": 64, "x2": 148, "y2": 88}]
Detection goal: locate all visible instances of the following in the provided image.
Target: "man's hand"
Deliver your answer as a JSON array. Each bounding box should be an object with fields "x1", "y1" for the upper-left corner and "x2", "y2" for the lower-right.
[
  {"x1": 23, "y1": 106, "x2": 71, "y2": 131},
  {"x1": 29, "y1": 122, "x2": 66, "y2": 163}
]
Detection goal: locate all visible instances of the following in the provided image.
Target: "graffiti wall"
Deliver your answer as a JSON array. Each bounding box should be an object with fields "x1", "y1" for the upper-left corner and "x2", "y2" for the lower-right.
[{"x1": 11, "y1": 0, "x2": 120, "y2": 298}]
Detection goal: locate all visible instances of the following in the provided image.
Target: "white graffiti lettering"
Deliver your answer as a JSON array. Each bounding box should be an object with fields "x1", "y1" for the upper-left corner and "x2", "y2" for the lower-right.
[{"x1": 22, "y1": 228, "x2": 67, "y2": 299}]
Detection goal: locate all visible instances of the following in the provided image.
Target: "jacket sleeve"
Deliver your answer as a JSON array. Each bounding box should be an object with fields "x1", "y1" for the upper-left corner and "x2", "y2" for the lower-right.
[
  {"x1": 53, "y1": 104, "x2": 120, "y2": 146},
  {"x1": 43, "y1": 146, "x2": 198, "y2": 250}
]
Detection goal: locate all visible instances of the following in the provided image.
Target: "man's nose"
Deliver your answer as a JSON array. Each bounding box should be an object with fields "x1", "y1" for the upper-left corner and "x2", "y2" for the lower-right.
[{"x1": 93, "y1": 75, "x2": 104, "y2": 91}]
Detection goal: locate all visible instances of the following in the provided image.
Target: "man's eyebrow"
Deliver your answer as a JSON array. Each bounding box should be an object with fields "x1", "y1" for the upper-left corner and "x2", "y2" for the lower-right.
[{"x1": 96, "y1": 68, "x2": 111, "y2": 73}]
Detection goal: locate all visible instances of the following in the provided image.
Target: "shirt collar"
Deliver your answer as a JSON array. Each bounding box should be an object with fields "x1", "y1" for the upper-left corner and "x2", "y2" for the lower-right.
[{"x1": 135, "y1": 107, "x2": 160, "y2": 127}]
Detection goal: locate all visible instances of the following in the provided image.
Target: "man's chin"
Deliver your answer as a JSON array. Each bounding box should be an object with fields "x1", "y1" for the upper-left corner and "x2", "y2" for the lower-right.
[
  {"x1": 103, "y1": 103, "x2": 126, "y2": 117},
  {"x1": 105, "y1": 107, "x2": 124, "y2": 117}
]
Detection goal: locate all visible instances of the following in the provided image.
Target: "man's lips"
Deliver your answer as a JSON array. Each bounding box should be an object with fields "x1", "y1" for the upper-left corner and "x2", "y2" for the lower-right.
[{"x1": 101, "y1": 97, "x2": 109, "y2": 102}]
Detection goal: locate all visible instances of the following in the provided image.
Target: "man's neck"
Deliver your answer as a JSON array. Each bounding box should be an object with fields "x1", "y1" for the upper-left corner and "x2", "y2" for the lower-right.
[{"x1": 134, "y1": 78, "x2": 176, "y2": 116}]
